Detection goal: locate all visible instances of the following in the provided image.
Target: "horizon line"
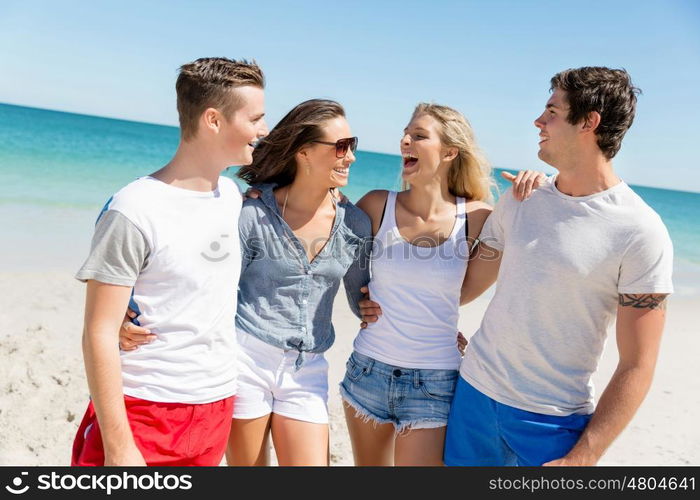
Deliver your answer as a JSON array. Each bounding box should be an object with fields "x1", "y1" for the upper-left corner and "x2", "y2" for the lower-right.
[{"x1": 2, "y1": 101, "x2": 698, "y2": 196}]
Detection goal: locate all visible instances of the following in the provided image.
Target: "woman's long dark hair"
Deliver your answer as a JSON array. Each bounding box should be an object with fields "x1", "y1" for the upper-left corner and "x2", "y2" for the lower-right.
[{"x1": 237, "y1": 99, "x2": 346, "y2": 187}]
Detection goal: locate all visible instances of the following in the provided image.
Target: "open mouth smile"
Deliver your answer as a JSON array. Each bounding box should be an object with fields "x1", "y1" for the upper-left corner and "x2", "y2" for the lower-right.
[{"x1": 402, "y1": 154, "x2": 418, "y2": 168}]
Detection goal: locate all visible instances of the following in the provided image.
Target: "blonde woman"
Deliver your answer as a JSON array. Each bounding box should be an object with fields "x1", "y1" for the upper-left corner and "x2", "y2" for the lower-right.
[{"x1": 340, "y1": 103, "x2": 495, "y2": 466}]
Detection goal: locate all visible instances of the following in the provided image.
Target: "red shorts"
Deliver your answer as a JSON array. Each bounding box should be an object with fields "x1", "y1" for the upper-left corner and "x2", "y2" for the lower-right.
[{"x1": 71, "y1": 395, "x2": 235, "y2": 466}]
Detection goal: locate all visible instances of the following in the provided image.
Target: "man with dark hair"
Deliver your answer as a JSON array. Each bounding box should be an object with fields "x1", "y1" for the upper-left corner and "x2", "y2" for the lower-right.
[
  {"x1": 71, "y1": 57, "x2": 268, "y2": 466},
  {"x1": 443, "y1": 66, "x2": 674, "y2": 466},
  {"x1": 548, "y1": 67, "x2": 639, "y2": 160}
]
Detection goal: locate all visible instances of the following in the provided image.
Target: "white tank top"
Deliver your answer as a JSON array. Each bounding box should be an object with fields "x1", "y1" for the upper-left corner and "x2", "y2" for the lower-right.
[{"x1": 352, "y1": 191, "x2": 469, "y2": 370}]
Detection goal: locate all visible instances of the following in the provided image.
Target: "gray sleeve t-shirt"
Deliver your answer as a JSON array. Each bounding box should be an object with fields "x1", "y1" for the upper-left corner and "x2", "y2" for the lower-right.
[
  {"x1": 75, "y1": 210, "x2": 150, "y2": 286},
  {"x1": 461, "y1": 179, "x2": 674, "y2": 416}
]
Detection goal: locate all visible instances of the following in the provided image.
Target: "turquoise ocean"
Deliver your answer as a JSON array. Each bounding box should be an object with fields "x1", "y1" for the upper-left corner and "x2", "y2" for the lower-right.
[{"x1": 2, "y1": 103, "x2": 699, "y2": 295}]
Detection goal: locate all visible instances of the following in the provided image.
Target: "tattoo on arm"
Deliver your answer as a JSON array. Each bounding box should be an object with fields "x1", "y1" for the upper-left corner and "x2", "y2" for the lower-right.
[{"x1": 618, "y1": 294, "x2": 668, "y2": 310}]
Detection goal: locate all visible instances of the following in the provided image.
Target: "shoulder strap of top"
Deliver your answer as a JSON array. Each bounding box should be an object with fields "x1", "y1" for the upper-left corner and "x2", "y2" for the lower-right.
[
  {"x1": 379, "y1": 193, "x2": 389, "y2": 228},
  {"x1": 457, "y1": 197, "x2": 469, "y2": 242},
  {"x1": 456, "y1": 196, "x2": 466, "y2": 216},
  {"x1": 376, "y1": 191, "x2": 397, "y2": 238}
]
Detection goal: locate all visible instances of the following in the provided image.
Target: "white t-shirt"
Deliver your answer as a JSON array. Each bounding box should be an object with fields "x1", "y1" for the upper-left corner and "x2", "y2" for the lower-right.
[
  {"x1": 76, "y1": 176, "x2": 242, "y2": 404},
  {"x1": 461, "y1": 176, "x2": 674, "y2": 416}
]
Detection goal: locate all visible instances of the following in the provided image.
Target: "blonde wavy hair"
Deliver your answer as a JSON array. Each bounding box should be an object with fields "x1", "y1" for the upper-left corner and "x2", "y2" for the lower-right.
[{"x1": 406, "y1": 103, "x2": 495, "y2": 203}]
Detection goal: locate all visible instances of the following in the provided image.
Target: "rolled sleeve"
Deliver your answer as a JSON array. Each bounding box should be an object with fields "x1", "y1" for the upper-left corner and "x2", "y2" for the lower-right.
[{"x1": 341, "y1": 203, "x2": 373, "y2": 319}]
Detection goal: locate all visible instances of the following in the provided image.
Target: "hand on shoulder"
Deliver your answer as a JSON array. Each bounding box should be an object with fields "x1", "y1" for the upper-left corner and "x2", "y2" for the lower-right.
[
  {"x1": 501, "y1": 170, "x2": 547, "y2": 201},
  {"x1": 243, "y1": 186, "x2": 262, "y2": 200}
]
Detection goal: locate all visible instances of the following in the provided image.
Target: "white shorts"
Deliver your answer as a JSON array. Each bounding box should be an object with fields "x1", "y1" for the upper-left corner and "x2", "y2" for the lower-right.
[{"x1": 233, "y1": 330, "x2": 329, "y2": 424}]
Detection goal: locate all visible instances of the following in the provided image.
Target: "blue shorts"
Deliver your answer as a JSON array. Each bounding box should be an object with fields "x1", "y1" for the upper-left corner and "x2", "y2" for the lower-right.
[
  {"x1": 444, "y1": 377, "x2": 592, "y2": 466},
  {"x1": 339, "y1": 351, "x2": 458, "y2": 433}
]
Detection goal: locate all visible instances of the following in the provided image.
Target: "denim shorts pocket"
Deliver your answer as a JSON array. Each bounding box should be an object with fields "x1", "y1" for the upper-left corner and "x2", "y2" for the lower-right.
[
  {"x1": 345, "y1": 356, "x2": 368, "y2": 382},
  {"x1": 419, "y1": 375, "x2": 458, "y2": 402}
]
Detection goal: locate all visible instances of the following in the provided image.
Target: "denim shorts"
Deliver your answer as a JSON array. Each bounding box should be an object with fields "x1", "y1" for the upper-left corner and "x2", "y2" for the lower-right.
[{"x1": 339, "y1": 351, "x2": 459, "y2": 433}]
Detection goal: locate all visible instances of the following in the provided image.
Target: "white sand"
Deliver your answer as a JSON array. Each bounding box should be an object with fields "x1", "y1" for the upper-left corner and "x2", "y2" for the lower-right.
[{"x1": 0, "y1": 271, "x2": 697, "y2": 465}]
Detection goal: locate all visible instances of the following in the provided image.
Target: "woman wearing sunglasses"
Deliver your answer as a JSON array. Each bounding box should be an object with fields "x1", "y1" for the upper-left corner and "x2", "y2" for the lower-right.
[
  {"x1": 225, "y1": 99, "x2": 370, "y2": 466},
  {"x1": 339, "y1": 103, "x2": 496, "y2": 465}
]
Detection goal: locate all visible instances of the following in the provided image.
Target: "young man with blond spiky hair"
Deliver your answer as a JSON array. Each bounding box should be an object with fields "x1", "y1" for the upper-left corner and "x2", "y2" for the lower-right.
[{"x1": 71, "y1": 57, "x2": 268, "y2": 466}]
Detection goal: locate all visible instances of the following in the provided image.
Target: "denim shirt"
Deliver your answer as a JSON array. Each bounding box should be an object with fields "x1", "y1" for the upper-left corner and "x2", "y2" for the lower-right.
[{"x1": 236, "y1": 183, "x2": 372, "y2": 368}]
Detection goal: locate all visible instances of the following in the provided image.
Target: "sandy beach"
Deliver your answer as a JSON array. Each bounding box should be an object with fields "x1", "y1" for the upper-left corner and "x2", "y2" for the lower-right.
[{"x1": 0, "y1": 269, "x2": 697, "y2": 466}]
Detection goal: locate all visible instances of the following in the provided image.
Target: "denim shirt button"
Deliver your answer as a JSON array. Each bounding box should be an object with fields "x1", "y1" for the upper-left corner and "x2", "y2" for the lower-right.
[
  {"x1": 301, "y1": 327, "x2": 307, "y2": 332},
  {"x1": 302, "y1": 299, "x2": 308, "y2": 305},
  {"x1": 307, "y1": 270, "x2": 313, "y2": 275}
]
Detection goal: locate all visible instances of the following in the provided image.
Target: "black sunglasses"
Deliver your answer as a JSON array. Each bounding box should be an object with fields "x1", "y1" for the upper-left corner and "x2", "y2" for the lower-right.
[{"x1": 311, "y1": 136, "x2": 358, "y2": 158}]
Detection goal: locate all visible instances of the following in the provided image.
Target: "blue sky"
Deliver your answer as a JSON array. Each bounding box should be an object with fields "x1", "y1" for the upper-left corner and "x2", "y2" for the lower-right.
[{"x1": 1, "y1": 0, "x2": 699, "y2": 192}]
